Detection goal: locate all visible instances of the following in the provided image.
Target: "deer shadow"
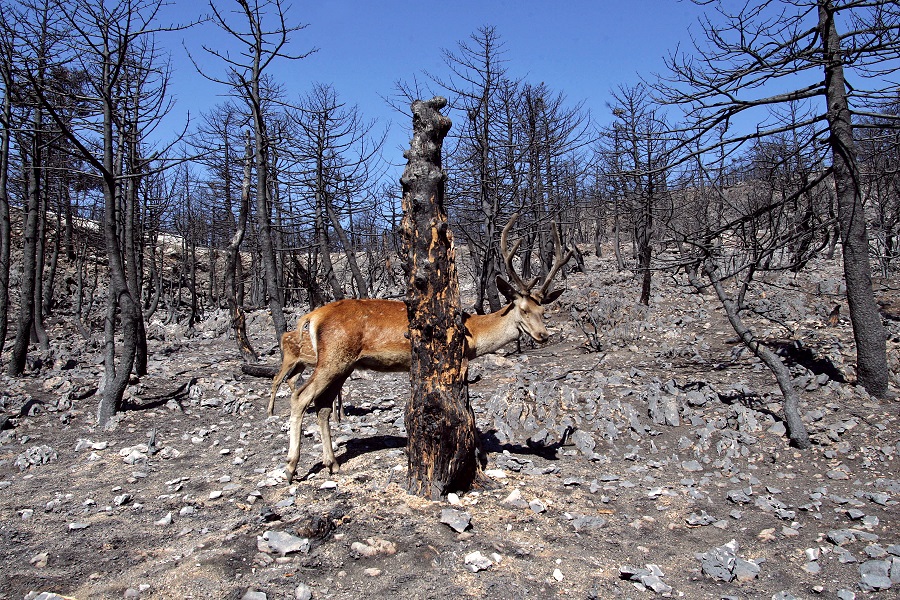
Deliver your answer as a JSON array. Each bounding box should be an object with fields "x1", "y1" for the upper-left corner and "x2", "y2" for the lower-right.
[{"x1": 300, "y1": 434, "x2": 407, "y2": 479}]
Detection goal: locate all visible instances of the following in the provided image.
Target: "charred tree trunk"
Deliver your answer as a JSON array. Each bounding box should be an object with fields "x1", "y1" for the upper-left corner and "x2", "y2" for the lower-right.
[
  {"x1": 818, "y1": 1, "x2": 889, "y2": 398},
  {"x1": 0, "y1": 69, "x2": 9, "y2": 359},
  {"x1": 401, "y1": 97, "x2": 480, "y2": 499},
  {"x1": 9, "y1": 107, "x2": 41, "y2": 376},
  {"x1": 699, "y1": 262, "x2": 810, "y2": 449},
  {"x1": 225, "y1": 131, "x2": 258, "y2": 363},
  {"x1": 325, "y1": 192, "x2": 368, "y2": 298}
]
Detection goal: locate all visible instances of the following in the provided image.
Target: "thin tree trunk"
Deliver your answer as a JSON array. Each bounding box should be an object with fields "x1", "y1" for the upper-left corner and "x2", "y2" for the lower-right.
[
  {"x1": 96, "y1": 52, "x2": 138, "y2": 426},
  {"x1": 325, "y1": 192, "x2": 368, "y2": 298},
  {"x1": 225, "y1": 131, "x2": 258, "y2": 363},
  {"x1": 9, "y1": 107, "x2": 41, "y2": 376},
  {"x1": 0, "y1": 69, "x2": 11, "y2": 359},
  {"x1": 32, "y1": 169, "x2": 48, "y2": 351},
  {"x1": 253, "y1": 99, "x2": 287, "y2": 344},
  {"x1": 315, "y1": 192, "x2": 344, "y2": 300},
  {"x1": 818, "y1": 1, "x2": 889, "y2": 398},
  {"x1": 401, "y1": 97, "x2": 480, "y2": 498},
  {"x1": 43, "y1": 206, "x2": 61, "y2": 318},
  {"x1": 701, "y1": 261, "x2": 810, "y2": 449}
]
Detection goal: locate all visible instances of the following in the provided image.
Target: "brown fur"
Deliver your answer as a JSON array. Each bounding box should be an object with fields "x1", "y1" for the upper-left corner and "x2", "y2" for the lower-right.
[{"x1": 276, "y1": 287, "x2": 563, "y2": 482}]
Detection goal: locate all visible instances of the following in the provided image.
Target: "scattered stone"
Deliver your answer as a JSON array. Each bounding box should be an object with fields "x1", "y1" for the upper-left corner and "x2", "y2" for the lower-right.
[
  {"x1": 363, "y1": 567, "x2": 381, "y2": 577},
  {"x1": 440, "y1": 508, "x2": 472, "y2": 533},
  {"x1": 529, "y1": 499, "x2": 547, "y2": 514},
  {"x1": 681, "y1": 459, "x2": 704, "y2": 472},
  {"x1": 502, "y1": 489, "x2": 529, "y2": 510},
  {"x1": 859, "y1": 559, "x2": 893, "y2": 591},
  {"x1": 571, "y1": 430, "x2": 597, "y2": 456},
  {"x1": 258, "y1": 530, "x2": 310, "y2": 556},
  {"x1": 619, "y1": 564, "x2": 672, "y2": 594},
  {"x1": 154, "y1": 512, "x2": 173, "y2": 526},
  {"x1": 15, "y1": 445, "x2": 57, "y2": 470},
  {"x1": 294, "y1": 583, "x2": 313, "y2": 600},
  {"x1": 68, "y1": 522, "x2": 90, "y2": 531},
  {"x1": 30, "y1": 552, "x2": 49, "y2": 568},
  {"x1": 827, "y1": 529, "x2": 857, "y2": 546},
  {"x1": 647, "y1": 390, "x2": 680, "y2": 427},
  {"x1": 836, "y1": 590, "x2": 855, "y2": 600},
  {"x1": 727, "y1": 489, "x2": 752, "y2": 504},
  {"x1": 834, "y1": 547, "x2": 857, "y2": 564},
  {"x1": 464, "y1": 551, "x2": 493, "y2": 572},
  {"x1": 351, "y1": 538, "x2": 396, "y2": 557},
  {"x1": 696, "y1": 539, "x2": 761, "y2": 583},
  {"x1": 571, "y1": 515, "x2": 607, "y2": 532},
  {"x1": 552, "y1": 568, "x2": 564, "y2": 581},
  {"x1": 119, "y1": 445, "x2": 149, "y2": 465},
  {"x1": 686, "y1": 511, "x2": 717, "y2": 527},
  {"x1": 241, "y1": 591, "x2": 266, "y2": 600}
]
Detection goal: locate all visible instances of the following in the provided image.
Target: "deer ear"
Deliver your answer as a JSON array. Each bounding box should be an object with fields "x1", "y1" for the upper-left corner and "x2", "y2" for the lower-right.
[
  {"x1": 541, "y1": 288, "x2": 564, "y2": 304},
  {"x1": 496, "y1": 276, "x2": 519, "y2": 302}
]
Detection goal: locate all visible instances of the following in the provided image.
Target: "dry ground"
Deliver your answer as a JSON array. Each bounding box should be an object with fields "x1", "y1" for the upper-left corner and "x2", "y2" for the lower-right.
[{"x1": 1, "y1": 251, "x2": 899, "y2": 600}]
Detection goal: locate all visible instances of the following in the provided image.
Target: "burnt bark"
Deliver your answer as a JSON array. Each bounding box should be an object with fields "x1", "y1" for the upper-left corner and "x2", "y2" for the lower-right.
[
  {"x1": 225, "y1": 131, "x2": 257, "y2": 363},
  {"x1": 818, "y1": 1, "x2": 889, "y2": 398},
  {"x1": 0, "y1": 63, "x2": 9, "y2": 359},
  {"x1": 401, "y1": 97, "x2": 480, "y2": 499},
  {"x1": 9, "y1": 106, "x2": 41, "y2": 376},
  {"x1": 700, "y1": 262, "x2": 810, "y2": 449}
]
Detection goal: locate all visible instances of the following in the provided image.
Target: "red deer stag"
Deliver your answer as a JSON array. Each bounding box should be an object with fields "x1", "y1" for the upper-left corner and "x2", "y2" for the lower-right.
[{"x1": 274, "y1": 215, "x2": 573, "y2": 483}]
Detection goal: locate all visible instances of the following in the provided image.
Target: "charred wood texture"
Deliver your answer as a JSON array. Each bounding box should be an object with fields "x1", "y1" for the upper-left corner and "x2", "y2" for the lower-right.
[{"x1": 400, "y1": 97, "x2": 480, "y2": 498}]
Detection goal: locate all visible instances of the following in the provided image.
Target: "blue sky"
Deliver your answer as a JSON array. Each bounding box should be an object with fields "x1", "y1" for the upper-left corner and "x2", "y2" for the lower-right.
[{"x1": 159, "y1": 0, "x2": 706, "y2": 166}]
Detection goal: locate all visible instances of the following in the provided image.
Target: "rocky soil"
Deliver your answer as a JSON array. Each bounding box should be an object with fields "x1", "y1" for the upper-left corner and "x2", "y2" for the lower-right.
[{"x1": 1, "y1": 251, "x2": 899, "y2": 600}]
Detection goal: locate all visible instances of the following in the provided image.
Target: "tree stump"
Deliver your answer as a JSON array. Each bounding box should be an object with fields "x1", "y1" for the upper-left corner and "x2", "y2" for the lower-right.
[{"x1": 400, "y1": 97, "x2": 480, "y2": 498}]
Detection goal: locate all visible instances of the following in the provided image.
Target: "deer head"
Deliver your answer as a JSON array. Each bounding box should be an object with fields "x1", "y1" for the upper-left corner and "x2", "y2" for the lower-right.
[{"x1": 495, "y1": 213, "x2": 574, "y2": 343}]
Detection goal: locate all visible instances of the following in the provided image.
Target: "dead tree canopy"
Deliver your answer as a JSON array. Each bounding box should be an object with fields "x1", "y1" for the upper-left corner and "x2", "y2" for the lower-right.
[{"x1": 400, "y1": 97, "x2": 480, "y2": 499}]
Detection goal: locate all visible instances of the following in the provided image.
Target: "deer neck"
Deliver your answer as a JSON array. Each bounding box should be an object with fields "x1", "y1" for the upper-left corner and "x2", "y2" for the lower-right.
[{"x1": 466, "y1": 305, "x2": 521, "y2": 357}]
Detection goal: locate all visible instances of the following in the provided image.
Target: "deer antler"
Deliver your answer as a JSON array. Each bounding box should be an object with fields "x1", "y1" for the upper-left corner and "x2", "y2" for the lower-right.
[
  {"x1": 535, "y1": 220, "x2": 575, "y2": 301},
  {"x1": 500, "y1": 213, "x2": 538, "y2": 293}
]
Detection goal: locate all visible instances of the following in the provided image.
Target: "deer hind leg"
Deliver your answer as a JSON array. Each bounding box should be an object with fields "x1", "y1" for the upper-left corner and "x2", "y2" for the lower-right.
[{"x1": 285, "y1": 366, "x2": 347, "y2": 483}]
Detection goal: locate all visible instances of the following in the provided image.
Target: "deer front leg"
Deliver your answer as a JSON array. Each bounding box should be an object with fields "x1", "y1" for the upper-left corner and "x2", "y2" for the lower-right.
[
  {"x1": 285, "y1": 376, "x2": 321, "y2": 483},
  {"x1": 315, "y1": 379, "x2": 347, "y2": 474}
]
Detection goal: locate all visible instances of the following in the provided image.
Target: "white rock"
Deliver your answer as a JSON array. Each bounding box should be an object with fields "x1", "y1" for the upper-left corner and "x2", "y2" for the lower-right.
[{"x1": 464, "y1": 551, "x2": 493, "y2": 572}]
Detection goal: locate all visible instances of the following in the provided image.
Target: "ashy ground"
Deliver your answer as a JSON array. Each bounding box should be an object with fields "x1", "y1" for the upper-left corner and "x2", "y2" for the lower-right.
[{"x1": 1, "y1": 252, "x2": 898, "y2": 600}]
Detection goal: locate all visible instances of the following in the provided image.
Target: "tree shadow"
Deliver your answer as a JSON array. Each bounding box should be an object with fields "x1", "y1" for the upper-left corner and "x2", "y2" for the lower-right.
[
  {"x1": 769, "y1": 340, "x2": 846, "y2": 382},
  {"x1": 480, "y1": 429, "x2": 567, "y2": 460}
]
